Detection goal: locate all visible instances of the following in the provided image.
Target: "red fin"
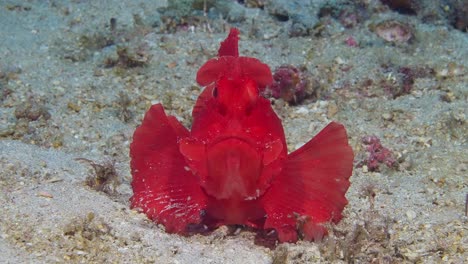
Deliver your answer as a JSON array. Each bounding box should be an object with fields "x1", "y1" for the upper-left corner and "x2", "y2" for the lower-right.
[
  {"x1": 130, "y1": 104, "x2": 207, "y2": 233},
  {"x1": 167, "y1": 115, "x2": 189, "y2": 137},
  {"x1": 218, "y1": 28, "x2": 239, "y2": 57},
  {"x1": 261, "y1": 122, "x2": 354, "y2": 242}
]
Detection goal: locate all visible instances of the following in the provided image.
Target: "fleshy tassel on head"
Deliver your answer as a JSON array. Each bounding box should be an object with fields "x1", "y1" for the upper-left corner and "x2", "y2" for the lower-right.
[{"x1": 218, "y1": 28, "x2": 239, "y2": 57}]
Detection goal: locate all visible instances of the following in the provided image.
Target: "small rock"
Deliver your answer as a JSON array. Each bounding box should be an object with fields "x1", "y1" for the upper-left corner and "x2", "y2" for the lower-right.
[
  {"x1": 67, "y1": 102, "x2": 81, "y2": 112},
  {"x1": 372, "y1": 20, "x2": 413, "y2": 43},
  {"x1": 14, "y1": 101, "x2": 51, "y2": 121},
  {"x1": 382, "y1": 113, "x2": 393, "y2": 121},
  {"x1": 215, "y1": 1, "x2": 246, "y2": 22},
  {"x1": 266, "y1": 0, "x2": 320, "y2": 36},
  {"x1": 295, "y1": 107, "x2": 309, "y2": 115},
  {"x1": 455, "y1": 163, "x2": 467, "y2": 172},
  {"x1": 327, "y1": 102, "x2": 338, "y2": 118},
  {"x1": 406, "y1": 210, "x2": 416, "y2": 220},
  {"x1": 362, "y1": 165, "x2": 369, "y2": 173}
]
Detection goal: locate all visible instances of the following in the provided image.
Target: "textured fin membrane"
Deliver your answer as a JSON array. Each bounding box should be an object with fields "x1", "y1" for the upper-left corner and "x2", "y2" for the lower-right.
[
  {"x1": 130, "y1": 104, "x2": 207, "y2": 233},
  {"x1": 262, "y1": 122, "x2": 354, "y2": 242}
]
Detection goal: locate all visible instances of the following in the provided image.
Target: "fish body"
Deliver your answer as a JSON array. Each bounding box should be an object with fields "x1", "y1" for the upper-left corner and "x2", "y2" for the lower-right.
[{"x1": 130, "y1": 29, "x2": 354, "y2": 242}]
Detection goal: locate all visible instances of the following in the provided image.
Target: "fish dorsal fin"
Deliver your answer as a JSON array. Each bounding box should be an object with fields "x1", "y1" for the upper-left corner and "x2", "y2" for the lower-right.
[
  {"x1": 195, "y1": 28, "x2": 273, "y2": 108},
  {"x1": 218, "y1": 28, "x2": 239, "y2": 57}
]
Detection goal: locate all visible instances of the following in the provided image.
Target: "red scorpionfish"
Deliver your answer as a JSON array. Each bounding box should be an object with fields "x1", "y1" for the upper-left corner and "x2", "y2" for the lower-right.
[{"x1": 130, "y1": 28, "x2": 354, "y2": 243}]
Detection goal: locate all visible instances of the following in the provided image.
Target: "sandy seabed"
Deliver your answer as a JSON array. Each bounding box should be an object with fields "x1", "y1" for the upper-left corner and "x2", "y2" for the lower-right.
[{"x1": 0, "y1": 0, "x2": 466, "y2": 263}]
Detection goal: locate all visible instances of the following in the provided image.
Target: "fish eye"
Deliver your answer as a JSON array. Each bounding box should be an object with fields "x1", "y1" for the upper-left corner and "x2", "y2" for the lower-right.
[{"x1": 212, "y1": 87, "x2": 218, "y2": 98}]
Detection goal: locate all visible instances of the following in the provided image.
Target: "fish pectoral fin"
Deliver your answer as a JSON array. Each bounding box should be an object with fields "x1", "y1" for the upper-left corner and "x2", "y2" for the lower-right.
[
  {"x1": 261, "y1": 122, "x2": 354, "y2": 242},
  {"x1": 130, "y1": 104, "x2": 207, "y2": 233}
]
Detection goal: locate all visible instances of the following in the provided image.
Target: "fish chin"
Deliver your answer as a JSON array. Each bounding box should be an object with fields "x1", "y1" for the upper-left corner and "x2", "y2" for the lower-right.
[{"x1": 203, "y1": 137, "x2": 263, "y2": 200}]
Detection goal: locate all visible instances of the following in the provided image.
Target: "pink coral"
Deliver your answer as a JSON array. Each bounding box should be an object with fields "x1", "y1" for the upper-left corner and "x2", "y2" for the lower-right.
[
  {"x1": 345, "y1": 36, "x2": 358, "y2": 47},
  {"x1": 360, "y1": 135, "x2": 397, "y2": 171},
  {"x1": 267, "y1": 65, "x2": 309, "y2": 104}
]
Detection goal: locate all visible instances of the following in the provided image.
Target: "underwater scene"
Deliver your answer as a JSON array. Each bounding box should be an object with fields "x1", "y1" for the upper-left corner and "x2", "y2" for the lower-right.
[{"x1": 0, "y1": 0, "x2": 466, "y2": 263}]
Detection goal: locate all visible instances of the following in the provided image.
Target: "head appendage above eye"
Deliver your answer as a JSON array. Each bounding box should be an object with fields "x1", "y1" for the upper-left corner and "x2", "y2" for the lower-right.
[{"x1": 196, "y1": 56, "x2": 273, "y2": 90}]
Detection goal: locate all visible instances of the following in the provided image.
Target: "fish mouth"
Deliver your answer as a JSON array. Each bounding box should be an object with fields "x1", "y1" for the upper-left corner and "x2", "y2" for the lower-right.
[
  {"x1": 204, "y1": 137, "x2": 263, "y2": 200},
  {"x1": 208, "y1": 135, "x2": 257, "y2": 149}
]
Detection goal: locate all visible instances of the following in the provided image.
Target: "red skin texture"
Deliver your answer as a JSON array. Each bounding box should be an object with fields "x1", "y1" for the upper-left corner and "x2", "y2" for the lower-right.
[{"x1": 130, "y1": 28, "x2": 354, "y2": 243}]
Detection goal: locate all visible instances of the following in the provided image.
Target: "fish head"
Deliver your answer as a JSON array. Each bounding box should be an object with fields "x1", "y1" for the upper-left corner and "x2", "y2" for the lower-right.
[{"x1": 180, "y1": 29, "x2": 286, "y2": 201}]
